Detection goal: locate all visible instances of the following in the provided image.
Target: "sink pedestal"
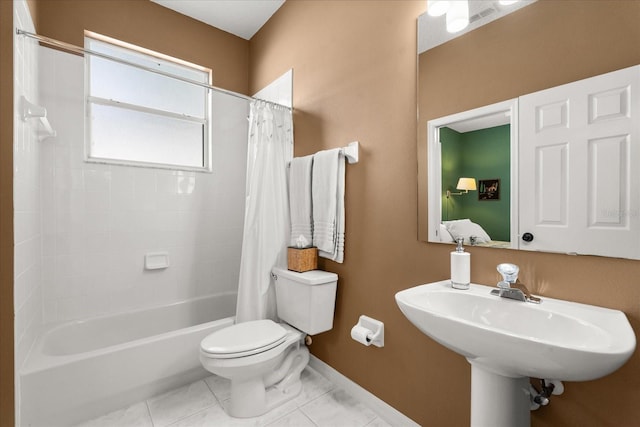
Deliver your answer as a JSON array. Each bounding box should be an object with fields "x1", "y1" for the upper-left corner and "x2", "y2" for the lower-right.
[{"x1": 469, "y1": 361, "x2": 530, "y2": 427}]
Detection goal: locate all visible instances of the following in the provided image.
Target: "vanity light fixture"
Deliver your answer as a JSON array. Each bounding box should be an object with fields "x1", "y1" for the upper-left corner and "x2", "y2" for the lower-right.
[
  {"x1": 427, "y1": 0, "x2": 450, "y2": 17},
  {"x1": 447, "y1": 177, "x2": 477, "y2": 198},
  {"x1": 446, "y1": 0, "x2": 469, "y2": 33},
  {"x1": 428, "y1": 0, "x2": 520, "y2": 35}
]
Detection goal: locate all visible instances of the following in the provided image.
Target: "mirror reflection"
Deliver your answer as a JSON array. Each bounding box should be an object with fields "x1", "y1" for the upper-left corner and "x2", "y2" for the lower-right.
[
  {"x1": 441, "y1": 122, "x2": 510, "y2": 240},
  {"x1": 428, "y1": 100, "x2": 516, "y2": 249}
]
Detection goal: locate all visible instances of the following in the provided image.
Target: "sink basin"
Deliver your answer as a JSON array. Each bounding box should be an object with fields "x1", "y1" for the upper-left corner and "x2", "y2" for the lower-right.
[{"x1": 395, "y1": 280, "x2": 635, "y2": 381}]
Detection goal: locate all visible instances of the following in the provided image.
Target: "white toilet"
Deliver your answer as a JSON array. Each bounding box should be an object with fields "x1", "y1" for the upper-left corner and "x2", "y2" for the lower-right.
[{"x1": 199, "y1": 267, "x2": 338, "y2": 418}]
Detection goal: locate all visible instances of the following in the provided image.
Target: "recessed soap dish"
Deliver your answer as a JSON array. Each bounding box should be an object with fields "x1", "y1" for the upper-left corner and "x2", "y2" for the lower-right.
[{"x1": 145, "y1": 252, "x2": 170, "y2": 270}]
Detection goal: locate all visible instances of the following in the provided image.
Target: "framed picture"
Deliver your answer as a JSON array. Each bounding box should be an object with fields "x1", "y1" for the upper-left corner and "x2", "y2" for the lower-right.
[{"x1": 479, "y1": 179, "x2": 500, "y2": 200}]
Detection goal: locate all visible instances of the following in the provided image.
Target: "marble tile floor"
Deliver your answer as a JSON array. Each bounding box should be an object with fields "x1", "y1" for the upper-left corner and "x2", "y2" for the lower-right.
[{"x1": 76, "y1": 367, "x2": 392, "y2": 427}]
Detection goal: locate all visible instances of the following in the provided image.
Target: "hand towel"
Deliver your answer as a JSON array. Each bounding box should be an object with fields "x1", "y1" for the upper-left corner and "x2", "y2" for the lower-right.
[
  {"x1": 326, "y1": 154, "x2": 345, "y2": 263},
  {"x1": 289, "y1": 155, "x2": 314, "y2": 246},
  {"x1": 312, "y1": 148, "x2": 345, "y2": 263}
]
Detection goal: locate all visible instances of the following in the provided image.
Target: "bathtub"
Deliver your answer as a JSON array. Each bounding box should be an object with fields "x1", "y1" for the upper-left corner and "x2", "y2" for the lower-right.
[{"x1": 20, "y1": 292, "x2": 236, "y2": 427}]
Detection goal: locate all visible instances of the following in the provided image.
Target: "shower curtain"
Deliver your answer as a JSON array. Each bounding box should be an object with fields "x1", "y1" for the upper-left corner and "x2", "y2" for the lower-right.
[{"x1": 235, "y1": 100, "x2": 293, "y2": 323}]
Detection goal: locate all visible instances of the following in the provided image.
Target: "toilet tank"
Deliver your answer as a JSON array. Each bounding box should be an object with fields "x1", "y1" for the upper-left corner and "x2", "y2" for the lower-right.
[{"x1": 272, "y1": 267, "x2": 338, "y2": 335}]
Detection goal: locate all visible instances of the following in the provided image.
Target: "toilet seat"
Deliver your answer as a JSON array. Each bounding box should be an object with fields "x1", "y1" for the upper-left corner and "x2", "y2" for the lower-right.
[{"x1": 201, "y1": 320, "x2": 288, "y2": 359}]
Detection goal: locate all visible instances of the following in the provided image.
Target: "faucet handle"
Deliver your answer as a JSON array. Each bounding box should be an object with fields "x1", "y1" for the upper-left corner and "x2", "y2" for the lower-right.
[
  {"x1": 497, "y1": 280, "x2": 511, "y2": 289},
  {"x1": 497, "y1": 263, "x2": 519, "y2": 283}
]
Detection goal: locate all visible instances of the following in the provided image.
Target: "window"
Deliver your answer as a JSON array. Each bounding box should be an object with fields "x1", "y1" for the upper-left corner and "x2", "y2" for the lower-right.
[{"x1": 85, "y1": 33, "x2": 212, "y2": 171}]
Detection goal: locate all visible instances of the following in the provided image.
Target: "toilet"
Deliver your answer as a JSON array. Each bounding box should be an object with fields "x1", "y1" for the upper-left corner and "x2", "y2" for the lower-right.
[{"x1": 199, "y1": 267, "x2": 338, "y2": 418}]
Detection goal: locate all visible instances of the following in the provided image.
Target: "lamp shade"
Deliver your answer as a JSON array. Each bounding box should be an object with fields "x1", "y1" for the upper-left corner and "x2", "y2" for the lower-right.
[{"x1": 456, "y1": 177, "x2": 477, "y2": 191}]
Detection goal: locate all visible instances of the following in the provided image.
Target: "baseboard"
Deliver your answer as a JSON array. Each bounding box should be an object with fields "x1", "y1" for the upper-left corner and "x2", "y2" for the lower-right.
[{"x1": 308, "y1": 355, "x2": 420, "y2": 427}]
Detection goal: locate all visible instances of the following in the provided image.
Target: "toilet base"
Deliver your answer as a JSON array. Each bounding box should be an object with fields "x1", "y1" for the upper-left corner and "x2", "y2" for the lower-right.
[{"x1": 227, "y1": 346, "x2": 310, "y2": 418}]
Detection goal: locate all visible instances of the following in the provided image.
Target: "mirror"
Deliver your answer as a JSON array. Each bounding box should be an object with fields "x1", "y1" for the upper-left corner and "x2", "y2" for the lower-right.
[{"x1": 417, "y1": 0, "x2": 640, "y2": 255}]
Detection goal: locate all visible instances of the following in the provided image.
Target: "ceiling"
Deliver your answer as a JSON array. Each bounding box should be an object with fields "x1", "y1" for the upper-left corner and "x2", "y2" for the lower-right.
[
  {"x1": 153, "y1": 1, "x2": 536, "y2": 49},
  {"x1": 151, "y1": 0, "x2": 286, "y2": 40}
]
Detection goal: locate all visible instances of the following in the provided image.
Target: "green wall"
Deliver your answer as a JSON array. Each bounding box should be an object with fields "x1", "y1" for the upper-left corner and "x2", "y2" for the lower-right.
[
  {"x1": 440, "y1": 127, "x2": 463, "y2": 225},
  {"x1": 441, "y1": 125, "x2": 510, "y2": 241}
]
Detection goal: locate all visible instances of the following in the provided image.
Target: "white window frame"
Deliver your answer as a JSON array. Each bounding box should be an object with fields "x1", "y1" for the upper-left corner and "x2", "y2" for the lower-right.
[{"x1": 84, "y1": 31, "x2": 213, "y2": 172}]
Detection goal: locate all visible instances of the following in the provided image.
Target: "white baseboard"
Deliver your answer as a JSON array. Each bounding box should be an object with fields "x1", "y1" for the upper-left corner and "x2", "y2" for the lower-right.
[{"x1": 308, "y1": 355, "x2": 420, "y2": 427}]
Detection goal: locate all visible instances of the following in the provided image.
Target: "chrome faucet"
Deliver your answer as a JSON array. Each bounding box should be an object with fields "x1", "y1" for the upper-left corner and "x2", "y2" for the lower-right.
[{"x1": 491, "y1": 263, "x2": 541, "y2": 304}]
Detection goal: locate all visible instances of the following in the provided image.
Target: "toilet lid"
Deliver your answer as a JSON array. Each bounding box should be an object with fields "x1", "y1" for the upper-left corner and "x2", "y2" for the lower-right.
[{"x1": 200, "y1": 319, "x2": 288, "y2": 358}]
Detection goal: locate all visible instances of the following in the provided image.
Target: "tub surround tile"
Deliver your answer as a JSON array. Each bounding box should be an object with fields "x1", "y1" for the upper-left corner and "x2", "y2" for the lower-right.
[
  {"x1": 38, "y1": 47, "x2": 249, "y2": 324},
  {"x1": 146, "y1": 380, "x2": 217, "y2": 427},
  {"x1": 75, "y1": 402, "x2": 152, "y2": 427}
]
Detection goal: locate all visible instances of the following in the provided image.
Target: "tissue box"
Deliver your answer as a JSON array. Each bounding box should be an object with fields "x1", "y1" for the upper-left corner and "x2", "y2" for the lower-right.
[{"x1": 287, "y1": 247, "x2": 318, "y2": 272}]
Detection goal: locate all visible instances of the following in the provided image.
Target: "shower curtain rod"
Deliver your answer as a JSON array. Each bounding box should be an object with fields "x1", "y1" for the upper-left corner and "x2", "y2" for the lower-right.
[{"x1": 16, "y1": 29, "x2": 292, "y2": 112}]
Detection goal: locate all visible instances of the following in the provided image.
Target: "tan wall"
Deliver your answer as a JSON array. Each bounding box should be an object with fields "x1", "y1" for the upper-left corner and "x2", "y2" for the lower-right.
[
  {"x1": 251, "y1": 1, "x2": 640, "y2": 426},
  {"x1": 33, "y1": 0, "x2": 249, "y2": 94},
  {"x1": 0, "y1": 0, "x2": 15, "y2": 423}
]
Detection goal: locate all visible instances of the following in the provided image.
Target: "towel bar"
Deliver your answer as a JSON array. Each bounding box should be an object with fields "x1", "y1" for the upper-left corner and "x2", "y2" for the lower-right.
[
  {"x1": 340, "y1": 141, "x2": 359, "y2": 164},
  {"x1": 288, "y1": 141, "x2": 359, "y2": 166}
]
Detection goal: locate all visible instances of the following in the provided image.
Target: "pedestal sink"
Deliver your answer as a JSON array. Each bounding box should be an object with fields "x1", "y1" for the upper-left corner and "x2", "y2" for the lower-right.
[{"x1": 395, "y1": 280, "x2": 636, "y2": 427}]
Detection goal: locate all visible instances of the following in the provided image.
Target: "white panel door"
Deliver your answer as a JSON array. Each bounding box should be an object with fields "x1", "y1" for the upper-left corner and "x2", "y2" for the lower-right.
[{"x1": 519, "y1": 65, "x2": 640, "y2": 259}]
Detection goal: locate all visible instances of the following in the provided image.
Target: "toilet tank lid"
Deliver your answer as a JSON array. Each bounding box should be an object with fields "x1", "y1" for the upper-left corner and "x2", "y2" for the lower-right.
[{"x1": 272, "y1": 267, "x2": 338, "y2": 285}]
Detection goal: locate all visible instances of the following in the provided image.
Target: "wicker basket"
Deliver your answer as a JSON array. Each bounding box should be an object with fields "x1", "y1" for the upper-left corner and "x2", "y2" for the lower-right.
[{"x1": 287, "y1": 247, "x2": 318, "y2": 272}]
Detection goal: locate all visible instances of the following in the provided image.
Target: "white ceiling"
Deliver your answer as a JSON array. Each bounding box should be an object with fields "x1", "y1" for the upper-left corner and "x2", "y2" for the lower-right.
[{"x1": 151, "y1": 0, "x2": 286, "y2": 40}]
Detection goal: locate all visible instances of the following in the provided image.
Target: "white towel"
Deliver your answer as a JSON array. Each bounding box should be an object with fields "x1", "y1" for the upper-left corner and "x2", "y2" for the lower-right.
[
  {"x1": 328, "y1": 155, "x2": 345, "y2": 263},
  {"x1": 312, "y1": 148, "x2": 345, "y2": 263},
  {"x1": 289, "y1": 155, "x2": 314, "y2": 246}
]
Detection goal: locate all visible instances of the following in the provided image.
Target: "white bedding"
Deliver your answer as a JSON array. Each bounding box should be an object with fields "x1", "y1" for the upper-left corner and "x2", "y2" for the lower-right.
[{"x1": 440, "y1": 219, "x2": 510, "y2": 248}]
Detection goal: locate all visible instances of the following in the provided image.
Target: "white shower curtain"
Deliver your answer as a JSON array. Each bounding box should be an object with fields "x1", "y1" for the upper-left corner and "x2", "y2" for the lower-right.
[{"x1": 235, "y1": 100, "x2": 293, "y2": 323}]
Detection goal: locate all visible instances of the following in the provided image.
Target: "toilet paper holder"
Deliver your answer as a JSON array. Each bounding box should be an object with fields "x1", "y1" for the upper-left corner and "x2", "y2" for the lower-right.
[{"x1": 351, "y1": 315, "x2": 384, "y2": 348}]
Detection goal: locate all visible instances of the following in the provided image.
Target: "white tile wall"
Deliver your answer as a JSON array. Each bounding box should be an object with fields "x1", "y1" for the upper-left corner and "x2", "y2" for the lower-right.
[
  {"x1": 13, "y1": 0, "x2": 42, "y2": 423},
  {"x1": 37, "y1": 47, "x2": 249, "y2": 323}
]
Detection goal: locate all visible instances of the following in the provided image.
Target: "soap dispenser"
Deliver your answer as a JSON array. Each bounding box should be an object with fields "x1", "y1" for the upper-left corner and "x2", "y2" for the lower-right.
[{"x1": 451, "y1": 237, "x2": 470, "y2": 290}]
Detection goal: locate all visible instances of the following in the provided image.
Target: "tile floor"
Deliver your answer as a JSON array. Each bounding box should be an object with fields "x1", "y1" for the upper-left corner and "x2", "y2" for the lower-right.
[{"x1": 76, "y1": 367, "x2": 391, "y2": 427}]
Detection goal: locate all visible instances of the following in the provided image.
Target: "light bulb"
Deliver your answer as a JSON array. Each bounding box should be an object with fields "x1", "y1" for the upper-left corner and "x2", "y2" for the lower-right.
[
  {"x1": 446, "y1": 1, "x2": 469, "y2": 33},
  {"x1": 427, "y1": 0, "x2": 450, "y2": 17}
]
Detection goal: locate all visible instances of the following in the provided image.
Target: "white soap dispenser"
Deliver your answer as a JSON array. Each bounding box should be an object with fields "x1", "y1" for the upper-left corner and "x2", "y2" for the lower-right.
[{"x1": 451, "y1": 237, "x2": 470, "y2": 290}]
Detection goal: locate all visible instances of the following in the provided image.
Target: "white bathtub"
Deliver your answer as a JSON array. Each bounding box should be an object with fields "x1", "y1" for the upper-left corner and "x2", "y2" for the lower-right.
[{"x1": 20, "y1": 292, "x2": 236, "y2": 427}]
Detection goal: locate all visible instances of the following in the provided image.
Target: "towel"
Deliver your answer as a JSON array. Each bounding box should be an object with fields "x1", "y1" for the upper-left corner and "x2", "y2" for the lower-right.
[
  {"x1": 289, "y1": 155, "x2": 314, "y2": 246},
  {"x1": 312, "y1": 148, "x2": 345, "y2": 263}
]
